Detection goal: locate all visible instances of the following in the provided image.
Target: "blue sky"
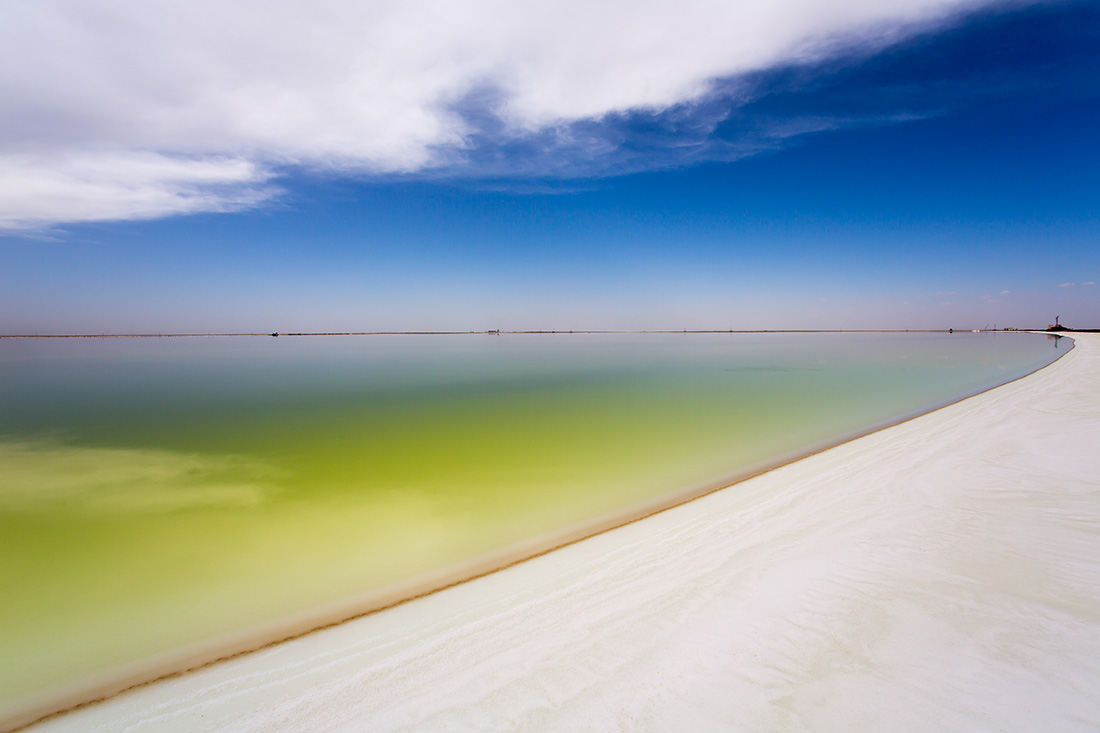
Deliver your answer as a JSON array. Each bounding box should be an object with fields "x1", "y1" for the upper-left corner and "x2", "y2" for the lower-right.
[{"x1": 1, "y1": 0, "x2": 1097, "y2": 333}]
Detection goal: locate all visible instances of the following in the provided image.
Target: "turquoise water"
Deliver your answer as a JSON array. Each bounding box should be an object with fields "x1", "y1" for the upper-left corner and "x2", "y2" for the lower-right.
[{"x1": 0, "y1": 331, "x2": 1064, "y2": 719}]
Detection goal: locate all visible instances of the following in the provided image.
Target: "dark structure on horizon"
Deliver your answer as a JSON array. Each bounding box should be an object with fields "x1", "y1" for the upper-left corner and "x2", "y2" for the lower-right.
[{"x1": 1046, "y1": 316, "x2": 1100, "y2": 334}]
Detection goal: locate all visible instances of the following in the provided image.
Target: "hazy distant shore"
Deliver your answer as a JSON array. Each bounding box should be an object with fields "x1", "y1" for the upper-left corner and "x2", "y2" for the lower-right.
[
  {"x1": 0, "y1": 328, "x2": 1013, "y2": 339},
  {"x1": 12, "y1": 334, "x2": 1097, "y2": 731}
]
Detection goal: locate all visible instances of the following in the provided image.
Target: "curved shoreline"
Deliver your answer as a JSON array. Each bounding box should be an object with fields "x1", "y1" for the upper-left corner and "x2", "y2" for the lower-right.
[{"x1": 4, "y1": 334, "x2": 1079, "y2": 731}]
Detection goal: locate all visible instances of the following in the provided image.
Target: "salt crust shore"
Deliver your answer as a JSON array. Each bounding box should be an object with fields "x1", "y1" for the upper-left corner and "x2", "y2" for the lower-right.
[{"x1": 28, "y1": 334, "x2": 1100, "y2": 732}]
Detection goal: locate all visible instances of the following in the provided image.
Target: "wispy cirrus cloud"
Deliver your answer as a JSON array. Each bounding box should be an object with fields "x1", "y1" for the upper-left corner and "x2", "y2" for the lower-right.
[{"x1": 0, "y1": 0, "x2": 1074, "y2": 229}]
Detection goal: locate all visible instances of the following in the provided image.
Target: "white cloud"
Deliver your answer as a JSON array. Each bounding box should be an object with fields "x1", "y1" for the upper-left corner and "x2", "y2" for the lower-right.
[
  {"x1": 1, "y1": 0, "x2": 999, "y2": 228},
  {"x1": 1059, "y1": 282, "x2": 1076, "y2": 287},
  {"x1": 0, "y1": 152, "x2": 274, "y2": 229}
]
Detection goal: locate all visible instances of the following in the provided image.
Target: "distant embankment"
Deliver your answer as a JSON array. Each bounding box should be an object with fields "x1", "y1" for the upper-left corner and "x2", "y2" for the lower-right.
[{"x1": 3, "y1": 328, "x2": 966, "y2": 339}]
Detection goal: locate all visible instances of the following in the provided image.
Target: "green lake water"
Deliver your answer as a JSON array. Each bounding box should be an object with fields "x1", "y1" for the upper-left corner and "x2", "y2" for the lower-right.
[{"x1": 0, "y1": 331, "x2": 1065, "y2": 718}]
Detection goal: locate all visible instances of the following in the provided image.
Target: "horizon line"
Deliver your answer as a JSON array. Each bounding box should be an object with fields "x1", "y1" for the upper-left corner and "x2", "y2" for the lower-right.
[{"x1": 0, "y1": 328, "x2": 1058, "y2": 339}]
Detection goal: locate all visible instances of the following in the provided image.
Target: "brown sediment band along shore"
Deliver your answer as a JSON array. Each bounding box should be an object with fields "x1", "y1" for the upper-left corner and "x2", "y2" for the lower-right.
[{"x1": 9, "y1": 333, "x2": 1097, "y2": 731}]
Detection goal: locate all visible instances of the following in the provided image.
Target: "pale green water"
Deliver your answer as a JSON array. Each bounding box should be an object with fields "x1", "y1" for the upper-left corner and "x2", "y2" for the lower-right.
[{"x1": 0, "y1": 332, "x2": 1065, "y2": 716}]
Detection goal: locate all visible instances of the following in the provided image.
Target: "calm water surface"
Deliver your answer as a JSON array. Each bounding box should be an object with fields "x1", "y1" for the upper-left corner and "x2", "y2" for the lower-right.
[{"x1": 0, "y1": 332, "x2": 1065, "y2": 715}]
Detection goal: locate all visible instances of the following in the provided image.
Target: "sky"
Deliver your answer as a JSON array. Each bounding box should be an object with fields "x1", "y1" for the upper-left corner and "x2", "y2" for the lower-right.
[{"x1": 0, "y1": 0, "x2": 1097, "y2": 333}]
